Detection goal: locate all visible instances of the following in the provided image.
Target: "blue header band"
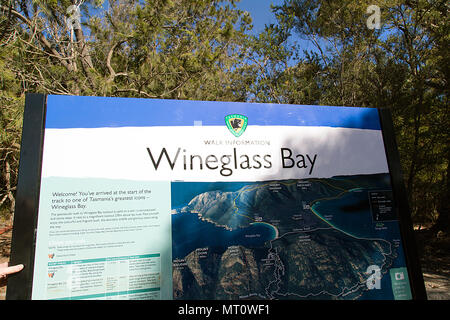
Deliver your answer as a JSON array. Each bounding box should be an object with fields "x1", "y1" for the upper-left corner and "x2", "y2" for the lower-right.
[{"x1": 45, "y1": 95, "x2": 381, "y2": 130}]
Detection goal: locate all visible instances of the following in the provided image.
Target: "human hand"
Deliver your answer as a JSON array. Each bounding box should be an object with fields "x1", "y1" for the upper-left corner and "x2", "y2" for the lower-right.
[{"x1": 0, "y1": 262, "x2": 24, "y2": 287}]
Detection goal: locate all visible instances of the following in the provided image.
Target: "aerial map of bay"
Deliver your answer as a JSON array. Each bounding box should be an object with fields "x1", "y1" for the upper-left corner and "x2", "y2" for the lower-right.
[{"x1": 170, "y1": 173, "x2": 411, "y2": 300}]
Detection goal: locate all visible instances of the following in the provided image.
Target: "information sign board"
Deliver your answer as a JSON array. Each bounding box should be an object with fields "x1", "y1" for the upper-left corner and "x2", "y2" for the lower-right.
[{"x1": 6, "y1": 94, "x2": 426, "y2": 300}]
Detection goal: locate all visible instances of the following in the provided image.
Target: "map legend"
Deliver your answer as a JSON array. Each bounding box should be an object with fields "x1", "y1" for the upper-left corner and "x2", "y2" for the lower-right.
[{"x1": 369, "y1": 191, "x2": 396, "y2": 221}]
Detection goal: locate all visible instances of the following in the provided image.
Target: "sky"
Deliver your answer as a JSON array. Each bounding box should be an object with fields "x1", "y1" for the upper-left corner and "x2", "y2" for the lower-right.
[
  {"x1": 234, "y1": 0, "x2": 319, "y2": 60},
  {"x1": 94, "y1": 1, "x2": 284, "y2": 34},
  {"x1": 92, "y1": 0, "x2": 318, "y2": 58},
  {"x1": 234, "y1": 0, "x2": 285, "y2": 34}
]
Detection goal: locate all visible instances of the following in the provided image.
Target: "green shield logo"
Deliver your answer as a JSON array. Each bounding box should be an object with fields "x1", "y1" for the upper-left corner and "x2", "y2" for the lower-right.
[{"x1": 225, "y1": 114, "x2": 248, "y2": 137}]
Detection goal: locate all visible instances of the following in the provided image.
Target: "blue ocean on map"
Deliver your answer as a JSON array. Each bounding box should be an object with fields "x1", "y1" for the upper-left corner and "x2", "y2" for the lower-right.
[
  {"x1": 170, "y1": 177, "x2": 412, "y2": 300},
  {"x1": 171, "y1": 211, "x2": 276, "y2": 259},
  {"x1": 312, "y1": 188, "x2": 403, "y2": 241},
  {"x1": 171, "y1": 181, "x2": 277, "y2": 259}
]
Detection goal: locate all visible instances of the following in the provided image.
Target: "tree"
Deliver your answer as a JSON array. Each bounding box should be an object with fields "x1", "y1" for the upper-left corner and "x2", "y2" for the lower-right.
[
  {"x1": 85, "y1": 0, "x2": 253, "y2": 100},
  {"x1": 0, "y1": 0, "x2": 252, "y2": 219},
  {"x1": 1, "y1": 0, "x2": 447, "y2": 234},
  {"x1": 262, "y1": 0, "x2": 449, "y2": 232}
]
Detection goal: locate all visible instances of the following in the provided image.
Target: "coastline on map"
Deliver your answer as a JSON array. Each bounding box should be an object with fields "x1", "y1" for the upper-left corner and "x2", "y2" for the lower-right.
[{"x1": 250, "y1": 221, "x2": 279, "y2": 239}]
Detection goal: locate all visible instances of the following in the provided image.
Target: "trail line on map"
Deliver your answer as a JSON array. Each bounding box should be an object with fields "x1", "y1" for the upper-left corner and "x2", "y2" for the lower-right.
[{"x1": 227, "y1": 178, "x2": 395, "y2": 300}]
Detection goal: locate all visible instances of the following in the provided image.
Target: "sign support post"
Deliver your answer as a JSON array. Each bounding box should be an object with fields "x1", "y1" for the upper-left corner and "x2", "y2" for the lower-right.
[{"x1": 8, "y1": 94, "x2": 47, "y2": 299}]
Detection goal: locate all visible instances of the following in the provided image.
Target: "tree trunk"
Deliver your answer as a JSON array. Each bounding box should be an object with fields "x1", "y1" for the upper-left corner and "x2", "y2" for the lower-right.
[
  {"x1": 5, "y1": 160, "x2": 15, "y2": 224},
  {"x1": 74, "y1": 27, "x2": 93, "y2": 70}
]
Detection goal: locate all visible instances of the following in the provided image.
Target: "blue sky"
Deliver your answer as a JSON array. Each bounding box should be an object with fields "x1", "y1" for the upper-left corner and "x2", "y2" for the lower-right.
[
  {"x1": 235, "y1": 0, "x2": 319, "y2": 60},
  {"x1": 235, "y1": 0, "x2": 285, "y2": 34},
  {"x1": 99, "y1": 0, "x2": 286, "y2": 34},
  {"x1": 93, "y1": 1, "x2": 283, "y2": 34},
  {"x1": 92, "y1": 0, "x2": 318, "y2": 58}
]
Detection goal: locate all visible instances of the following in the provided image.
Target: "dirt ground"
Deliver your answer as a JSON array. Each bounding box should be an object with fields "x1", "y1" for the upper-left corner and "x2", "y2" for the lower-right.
[
  {"x1": 0, "y1": 222, "x2": 449, "y2": 300},
  {"x1": 415, "y1": 229, "x2": 450, "y2": 300}
]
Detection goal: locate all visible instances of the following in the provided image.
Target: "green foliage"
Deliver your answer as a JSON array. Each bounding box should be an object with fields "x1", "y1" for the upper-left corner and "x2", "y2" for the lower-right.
[
  {"x1": 0, "y1": 0, "x2": 252, "y2": 218},
  {"x1": 86, "y1": 0, "x2": 252, "y2": 100},
  {"x1": 253, "y1": 0, "x2": 449, "y2": 230},
  {"x1": 0, "y1": 0, "x2": 447, "y2": 232},
  {"x1": 0, "y1": 44, "x2": 23, "y2": 219}
]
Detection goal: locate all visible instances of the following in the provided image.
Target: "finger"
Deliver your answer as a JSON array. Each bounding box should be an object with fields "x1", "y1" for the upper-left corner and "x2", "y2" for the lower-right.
[{"x1": 2, "y1": 264, "x2": 24, "y2": 276}]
